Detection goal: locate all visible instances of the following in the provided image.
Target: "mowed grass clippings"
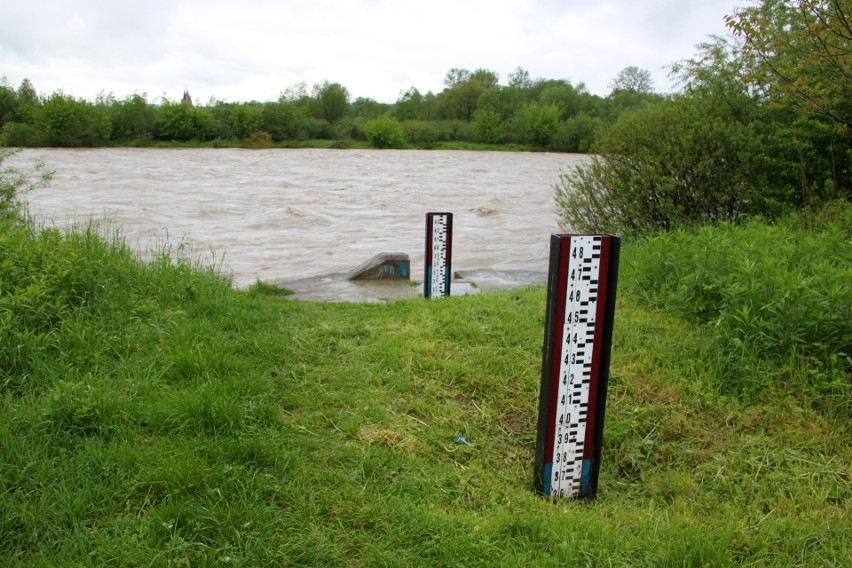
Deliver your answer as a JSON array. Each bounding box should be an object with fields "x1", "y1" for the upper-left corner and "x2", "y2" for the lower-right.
[{"x1": 1, "y1": 212, "x2": 850, "y2": 566}]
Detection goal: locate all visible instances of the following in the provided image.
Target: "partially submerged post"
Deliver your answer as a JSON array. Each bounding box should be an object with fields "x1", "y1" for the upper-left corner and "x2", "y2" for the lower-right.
[
  {"x1": 345, "y1": 253, "x2": 410, "y2": 280},
  {"x1": 535, "y1": 234, "x2": 620, "y2": 500},
  {"x1": 425, "y1": 212, "x2": 453, "y2": 299}
]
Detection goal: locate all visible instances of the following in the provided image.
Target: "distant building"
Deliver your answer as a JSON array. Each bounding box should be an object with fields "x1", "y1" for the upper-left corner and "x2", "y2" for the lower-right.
[{"x1": 182, "y1": 90, "x2": 193, "y2": 107}]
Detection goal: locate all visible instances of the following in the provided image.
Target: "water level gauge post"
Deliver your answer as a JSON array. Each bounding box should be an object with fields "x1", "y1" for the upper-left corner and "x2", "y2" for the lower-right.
[
  {"x1": 534, "y1": 234, "x2": 620, "y2": 500},
  {"x1": 425, "y1": 212, "x2": 453, "y2": 299}
]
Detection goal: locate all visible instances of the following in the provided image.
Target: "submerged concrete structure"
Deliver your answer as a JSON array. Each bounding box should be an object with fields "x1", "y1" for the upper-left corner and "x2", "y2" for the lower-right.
[
  {"x1": 273, "y1": 252, "x2": 547, "y2": 304},
  {"x1": 345, "y1": 253, "x2": 410, "y2": 281}
]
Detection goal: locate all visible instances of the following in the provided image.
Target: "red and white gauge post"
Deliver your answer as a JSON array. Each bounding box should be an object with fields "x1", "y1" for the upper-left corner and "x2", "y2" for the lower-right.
[
  {"x1": 535, "y1": 234, "x2": 620, "y2": 499},
  {"x1": 424, "y1": 212, "x2": 453, "y2": 299}
]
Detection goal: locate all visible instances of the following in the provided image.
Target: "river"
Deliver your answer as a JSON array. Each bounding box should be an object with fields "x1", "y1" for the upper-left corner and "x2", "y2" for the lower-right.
[{"x1": 7, "y1": 148, "x2": 587, "y2": 288}]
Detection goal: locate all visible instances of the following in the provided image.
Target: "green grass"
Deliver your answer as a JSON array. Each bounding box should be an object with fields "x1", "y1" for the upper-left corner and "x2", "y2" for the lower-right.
[
  {"x1": 623, "y1": 201, "x2": 851, "y2": 416},
  {"x1": 0, "y1": 197, "x2": 849, "y2": 565}
]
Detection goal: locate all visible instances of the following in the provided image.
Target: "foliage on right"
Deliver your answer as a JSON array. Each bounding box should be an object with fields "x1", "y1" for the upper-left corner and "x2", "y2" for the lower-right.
[
  {"x1": 622, "y1": 201, "x2": 851, "y2": 417},
  {"x1": 555, "y1": 0, "x2": 850, "y2": 237}
]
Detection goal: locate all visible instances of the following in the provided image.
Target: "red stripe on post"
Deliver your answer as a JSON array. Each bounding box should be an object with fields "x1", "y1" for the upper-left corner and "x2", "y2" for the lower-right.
[
  {"x1": 582, "y1": 236, "x2": 610, "y2": 459},
  {"x1": 544, "y1": 235, "x2": 571, "y2": 462}
]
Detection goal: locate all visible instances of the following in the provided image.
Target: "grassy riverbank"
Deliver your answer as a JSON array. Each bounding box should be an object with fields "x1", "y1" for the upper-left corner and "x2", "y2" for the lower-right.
[{"x1": 1, "y1": 202, "x2": 849, "y2": 566}]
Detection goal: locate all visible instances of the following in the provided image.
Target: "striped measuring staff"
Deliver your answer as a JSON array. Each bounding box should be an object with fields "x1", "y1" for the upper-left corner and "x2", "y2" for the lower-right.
[
  {"x1": 424, "y1": 212, "x2": 453, "y2": 299},
  {"x1": 535, "y1": 234, "x2": 620, "y2": 499}
]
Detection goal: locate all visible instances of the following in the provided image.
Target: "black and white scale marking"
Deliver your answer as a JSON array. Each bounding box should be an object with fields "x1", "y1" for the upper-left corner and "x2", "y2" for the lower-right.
[
  {"x1": 535, "y1": 234, "x2": 620, "y2": 500},
  {"x1": 425, "y1": 212, "x2": 452, "y2": 299}
]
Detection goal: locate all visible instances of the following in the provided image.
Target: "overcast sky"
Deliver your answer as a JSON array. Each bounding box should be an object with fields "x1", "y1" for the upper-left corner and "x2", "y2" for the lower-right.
[{"x1": 1, "y1": 0, "x2": 742, "y2": 104}]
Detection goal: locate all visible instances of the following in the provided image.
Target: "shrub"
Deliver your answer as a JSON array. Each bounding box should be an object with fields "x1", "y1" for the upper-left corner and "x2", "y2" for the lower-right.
[
  {"x1": 549, "y1": 113, "x2": 599, "y2": 153},
  {"x1": 292, "y1": 116, "x2": 334, "y2": 140},
  {"x1": 155, "y1": 101, "x2": 219, "y2": 142},
  {"x1": 401, "y1": 120, "x2": 439, "y2": 145},
  {"x1": 523, "y1": 103, "x2": 560, "y2": 149},
  {"x1": 554, "y1": 96, "x2": 777, "y2": 236},
  {"x1": 37, "y1": 92, "x2": 112, "y2": 147},
  {"x1": 0, "y1": 122, "x2": 45, "y2": 147},
  {"x1": 245, "y1": 131, "x2": 273, "y2": 148},
  {"x1": 471, "y1": 108, "x2": 504, "y2": 144},
  {"x1": 332, "y1": 117, "x2": 363, "y2": 141},
  {"x1": 363, "y1": 116, "x2": 405, "y2": 149}
]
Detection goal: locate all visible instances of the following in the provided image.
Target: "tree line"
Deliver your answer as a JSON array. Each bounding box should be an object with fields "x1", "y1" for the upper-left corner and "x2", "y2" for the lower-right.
[{"x1": 0, "y1": 66, "x2": 660, "y2": 151}]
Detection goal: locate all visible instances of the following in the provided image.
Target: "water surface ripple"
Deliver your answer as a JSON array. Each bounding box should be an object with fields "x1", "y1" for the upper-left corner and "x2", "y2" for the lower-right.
[{"x1": 11, "y1": 148, "x2": 587, "y2": 288}]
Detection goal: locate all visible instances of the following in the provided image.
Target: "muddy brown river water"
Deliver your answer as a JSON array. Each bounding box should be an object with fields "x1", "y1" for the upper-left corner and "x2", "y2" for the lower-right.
[{"x1": 9, "y1": 148, "x2": 588, "y2": 288}]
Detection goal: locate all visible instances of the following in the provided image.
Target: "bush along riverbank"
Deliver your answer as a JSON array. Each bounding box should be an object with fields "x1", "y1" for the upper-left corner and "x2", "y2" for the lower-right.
[{"x1": 1, "y1": 159, "x2": 848, "y2": 564}]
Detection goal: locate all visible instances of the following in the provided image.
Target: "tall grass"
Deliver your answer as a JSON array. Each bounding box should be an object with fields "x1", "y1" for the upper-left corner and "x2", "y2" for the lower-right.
[
  {"x1": 622, "y1": 201, "x2": 851, "y2": 416},
  {"x1": 0, "y1": 217, "x2": 230, "y2": 394}
]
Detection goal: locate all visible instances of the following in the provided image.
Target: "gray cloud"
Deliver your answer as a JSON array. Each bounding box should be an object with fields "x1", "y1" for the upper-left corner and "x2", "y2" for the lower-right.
[{"x1": 1, "y1": 0, "x2": 738, "y2": 102}]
